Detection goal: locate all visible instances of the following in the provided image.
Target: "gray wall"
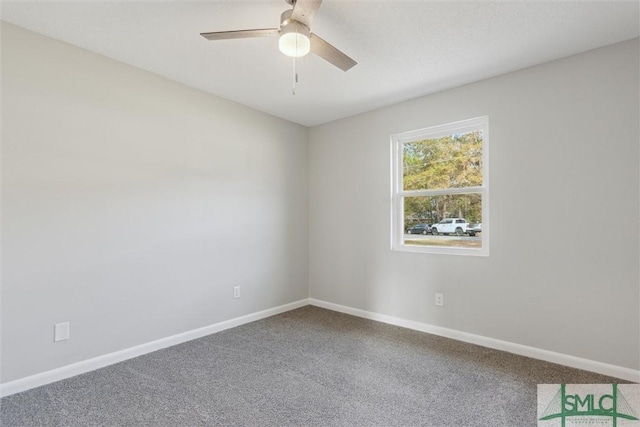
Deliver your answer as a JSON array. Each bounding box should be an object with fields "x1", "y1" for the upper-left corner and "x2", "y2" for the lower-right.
[
  {"x1": 1, "y1": 23, "x2": 309, "y2": 383},
  {"x1": 309, "y1": 38, "x2": 640, "y2": 370},
  {"x1": 2, "y1": 21, "x2": 638, "y2": 385}
]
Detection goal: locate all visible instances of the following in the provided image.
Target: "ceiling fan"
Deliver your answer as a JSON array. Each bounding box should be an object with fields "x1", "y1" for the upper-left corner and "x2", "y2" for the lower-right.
[{"x1": 200, "y1": 0, "x2": 357, "y2": 72}]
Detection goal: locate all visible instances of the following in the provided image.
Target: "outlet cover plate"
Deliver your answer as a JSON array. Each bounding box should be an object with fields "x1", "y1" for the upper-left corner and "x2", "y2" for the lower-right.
[{"x1": 54, "y1": 322, "x2": 70, "y2": 342}]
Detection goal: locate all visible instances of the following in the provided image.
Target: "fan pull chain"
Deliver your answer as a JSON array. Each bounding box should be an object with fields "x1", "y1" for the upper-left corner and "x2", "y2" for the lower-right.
[
  {"x1": 292, "y1": 56, "x2": 298, "y2": 95},
  {"x1": 292, "y1": 23, "x2": 300, "y2": 95}
]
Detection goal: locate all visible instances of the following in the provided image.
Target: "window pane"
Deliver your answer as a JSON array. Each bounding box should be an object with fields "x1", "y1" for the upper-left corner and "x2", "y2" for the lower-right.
[
  {"x1": 403, "y1": 131, "x2": 483, "y2": 191},
  {"x1": 404, "y1": 194, "x2": 482, "y2": 249}
]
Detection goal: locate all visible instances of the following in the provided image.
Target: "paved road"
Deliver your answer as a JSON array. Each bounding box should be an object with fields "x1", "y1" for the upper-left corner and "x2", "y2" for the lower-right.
[{"x1": 404, "y1": 234, "x2": 480, "y2": 241}]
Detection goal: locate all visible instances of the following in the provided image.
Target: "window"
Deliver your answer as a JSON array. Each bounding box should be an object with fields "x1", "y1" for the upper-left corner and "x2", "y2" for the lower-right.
[{"x1": 391, "y1": 116, "x2": 488, "y2": 256}]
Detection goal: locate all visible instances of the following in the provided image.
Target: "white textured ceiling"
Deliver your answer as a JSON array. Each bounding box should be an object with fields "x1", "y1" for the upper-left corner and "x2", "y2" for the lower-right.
[{"x1": 2, "y1": 1, "x2": 638, "y2": 126}]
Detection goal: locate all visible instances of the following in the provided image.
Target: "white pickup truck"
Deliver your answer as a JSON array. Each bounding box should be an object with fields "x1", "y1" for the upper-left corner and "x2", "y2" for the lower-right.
[{"x1": 430, "y1": 218, "x2": 470, "y2": 236}]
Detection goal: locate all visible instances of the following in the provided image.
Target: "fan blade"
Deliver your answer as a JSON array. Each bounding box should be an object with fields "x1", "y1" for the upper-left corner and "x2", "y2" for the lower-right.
[
  {"x1": 310, "y1": 33, "x2": 357, "y2": 71},
  {"x1": 200, "y1": 28, "x2": 279, "y2": 41},
  {"x1": 291, "y1": 0, "x2": 322, "y2": 28}
]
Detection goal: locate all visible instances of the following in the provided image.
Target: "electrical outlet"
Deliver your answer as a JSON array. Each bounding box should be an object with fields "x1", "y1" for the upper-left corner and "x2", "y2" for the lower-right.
[
  {"x1": 54, "y1": 322, "x2": 70, "y2": 342},
  {"x1": 233, "y1": 286, "x2": 240, "y2": 299},
  {"x1": 435, "y1": 293, "x2": 444, "y2": 307}
]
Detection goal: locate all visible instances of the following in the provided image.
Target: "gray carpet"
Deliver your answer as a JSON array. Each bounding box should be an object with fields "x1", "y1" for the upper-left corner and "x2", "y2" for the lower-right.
[{"x1": 0, "y1": 306, "x2": 626, "y2": 426}]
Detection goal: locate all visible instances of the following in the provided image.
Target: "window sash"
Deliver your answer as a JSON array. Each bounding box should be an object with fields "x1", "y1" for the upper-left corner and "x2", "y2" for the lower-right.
[{"x1": 399, "y1": 186, "x2": 484, "y2": 197}]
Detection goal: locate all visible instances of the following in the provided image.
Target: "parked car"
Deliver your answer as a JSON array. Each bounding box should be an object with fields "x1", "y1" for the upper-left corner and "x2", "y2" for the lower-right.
[
  {"x1": 431, "y1": 218, "x2": 469, "y2": 236},
  {"x1": 467, "y1": 223, "x2": 482, "y2": 237},
  {"x1": 406, "y1": 223, "x2": 432, "y2": 235}
]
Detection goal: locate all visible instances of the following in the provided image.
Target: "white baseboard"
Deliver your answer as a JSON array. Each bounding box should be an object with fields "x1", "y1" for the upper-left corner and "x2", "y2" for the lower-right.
[
  {"x1": 3, "y1": 297, "x2": 637, "y2": 398},
  {"x1": 0, "y1": 299, "x2": 310, "y2": 398},
  {"x1": 309, "y1": 298, "x2": 640, "y2": 383}
]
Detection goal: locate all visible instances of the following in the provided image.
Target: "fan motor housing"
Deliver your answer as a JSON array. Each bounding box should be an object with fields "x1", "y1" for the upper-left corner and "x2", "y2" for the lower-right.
[
  {"x1": 279, "y1": 9, "x2": 311, "y2": 42},
  {"x1": 280, "y1": 9, "x2": 306, "y2": 29}
]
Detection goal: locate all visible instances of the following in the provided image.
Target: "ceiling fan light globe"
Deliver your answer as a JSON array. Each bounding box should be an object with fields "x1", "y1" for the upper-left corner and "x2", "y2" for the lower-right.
[
  {"x1": 279, "y1": 32, "x2": 310, "y2": 57},
  {"x1": 278, "y1": 23, "x2": 311, "y2": 57}
]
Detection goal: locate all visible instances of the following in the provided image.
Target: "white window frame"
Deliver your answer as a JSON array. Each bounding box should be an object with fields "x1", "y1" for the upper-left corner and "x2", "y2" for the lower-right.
[{"x1": 391, "y1": 116, "x2": 489, "y2": 256}]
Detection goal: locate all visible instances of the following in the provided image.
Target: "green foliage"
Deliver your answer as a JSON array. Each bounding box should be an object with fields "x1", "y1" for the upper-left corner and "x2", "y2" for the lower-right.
[{"x1": 403, "y1": 131, "x2": 483, "y2": 224}]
